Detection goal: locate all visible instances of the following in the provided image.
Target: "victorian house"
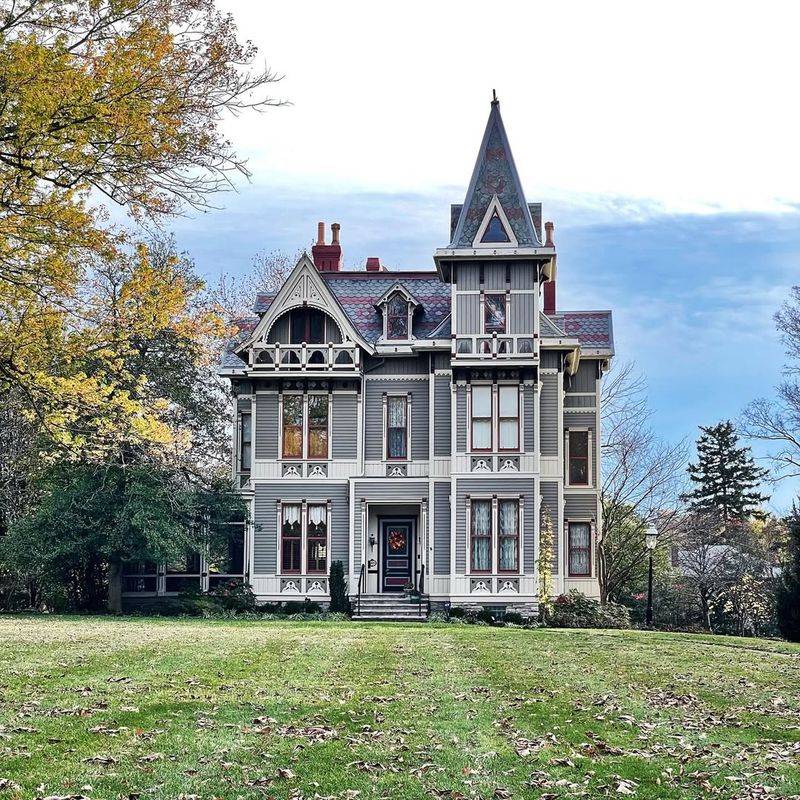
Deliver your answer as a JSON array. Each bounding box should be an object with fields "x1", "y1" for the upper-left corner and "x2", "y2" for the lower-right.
[{"x1": 122, "y1": 98, "x2": 614, "y2": 619}]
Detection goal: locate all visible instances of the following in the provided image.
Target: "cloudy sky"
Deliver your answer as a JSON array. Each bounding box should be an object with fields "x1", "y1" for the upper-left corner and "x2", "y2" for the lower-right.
[{"x1": 171, "y1": 1, "x2": 800, "y2": 510}]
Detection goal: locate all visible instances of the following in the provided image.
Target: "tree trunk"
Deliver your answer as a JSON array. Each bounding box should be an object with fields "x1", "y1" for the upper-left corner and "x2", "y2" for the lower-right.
[{"x1": 107, "y1": 559, "x2": 122, "y2": 614}]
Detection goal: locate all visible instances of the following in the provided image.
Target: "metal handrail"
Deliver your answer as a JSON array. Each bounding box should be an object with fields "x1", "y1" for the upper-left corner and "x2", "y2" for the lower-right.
[
  {"x1": 418, "y1": 563, "x2": 425, "y2": 617},
  {"x1": 356, "y1": 563, "x2": 366, "y2": 616}
]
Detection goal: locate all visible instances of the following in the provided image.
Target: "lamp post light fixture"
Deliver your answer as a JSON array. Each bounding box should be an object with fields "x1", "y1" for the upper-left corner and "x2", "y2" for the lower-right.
[{"x1": 645, "y1": 525, "x2": 658, "y2": 627}]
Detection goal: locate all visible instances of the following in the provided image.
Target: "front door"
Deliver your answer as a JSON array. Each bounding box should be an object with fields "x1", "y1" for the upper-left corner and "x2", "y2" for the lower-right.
[{"x1": 380, "y1": 519, "x2": 413, "y2": 592}]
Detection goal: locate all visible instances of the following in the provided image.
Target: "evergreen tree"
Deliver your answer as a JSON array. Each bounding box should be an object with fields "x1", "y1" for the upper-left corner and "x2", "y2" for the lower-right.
[
  {"x1": 776, "y1": 505, "x2": 800, "y2": 642},
  {"x1": 328, "y1": 561, "x2": 350, "y2": 614},
  {"x1": 684, "y1": 421, "x2": 769, "y2": 526}
]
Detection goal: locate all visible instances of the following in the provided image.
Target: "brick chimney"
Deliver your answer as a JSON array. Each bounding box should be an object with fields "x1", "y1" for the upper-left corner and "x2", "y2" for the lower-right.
[
  {"x1": 543, "y1": 221, "x2": 556, "y2": 314},
  {"x1": 311, "y1": 222, "x2": 342, "y2": 271},
  {"x1": 365, "y1": 257, "x2": 385, "y2": 272}
]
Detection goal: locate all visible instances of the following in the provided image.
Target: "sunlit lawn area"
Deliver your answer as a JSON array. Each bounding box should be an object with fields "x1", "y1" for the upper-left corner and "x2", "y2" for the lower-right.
[{"x1": 0, "y1": 617, "x2": 799, "y2": 799}]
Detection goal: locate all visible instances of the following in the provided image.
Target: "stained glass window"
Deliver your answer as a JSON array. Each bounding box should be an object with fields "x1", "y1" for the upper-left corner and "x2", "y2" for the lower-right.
[
  {"x1": 387, "y1": 295, "x2": 408, "y2": 339},
  {"x1": 484, "y1": 294, "x2": 506, "y2": 333}
]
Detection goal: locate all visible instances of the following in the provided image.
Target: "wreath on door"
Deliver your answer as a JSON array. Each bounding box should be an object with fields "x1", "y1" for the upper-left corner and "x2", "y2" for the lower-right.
[{"x1": 388, "y1": 530, "x2": 406, "y2": 551}]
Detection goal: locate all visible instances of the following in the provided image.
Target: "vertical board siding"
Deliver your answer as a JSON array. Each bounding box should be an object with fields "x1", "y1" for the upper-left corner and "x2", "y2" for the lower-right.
[
  {"x1": 484, "y1": 263, "x2": 506, "y2": 289},
  {"x1": 540, "y1": 374, "x2": 559, "y2": 456},
  {"x1": 509, "y1": 263, "x2": 536, "y2": 289},
  {"x1": 433, "y1": 482, "x2": 451, "y2": 575},
  {"x1": 455, "y1": 477, "x2": 536, "y2": 575},
  {"x1": 509, "y1": 294, "x2": 535, "y2": 334},
  {"x1": 523, "y1": 385, "x2": 535, "y2": 452},
  {"x1": 568, "y1": 360, "x2": 597, "y2": 392},
  {"x1": 540, "y1": 349, "x2": 561, "y2": 369},
  {"x1": 364, "y1": 379, "x2": 429, "y2": 461},
  {"x1": 456, "y1": 294, "x2": 481, "y2": 334},
  {"x1": 456, "y1": 386, "x2": 467, "y2": 452},
  {"x1": 266, "y1": 316, "x2": 289, "y2": 343},
  {"x1": 253, "y1": 482, "x2": 349, "y2": 574},
  {"x1": 255, "y1": 393, "x2": 278, "y2": 459},
  {"x1": 540, "y1": 481, "x2": 560, "y2": 573},
  {"x1": 457, "y1": 264, "x2": 480, "y2": 290},
  {"x1": 434, "y1": 376, "x2": 452, "y2": 456},
  {"x1": 332, "y1": 393, "x2": 357, "y2": 459}
]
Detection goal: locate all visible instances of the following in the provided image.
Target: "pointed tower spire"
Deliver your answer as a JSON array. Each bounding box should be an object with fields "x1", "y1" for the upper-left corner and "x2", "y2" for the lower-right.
[{"x1": 448, "y1": 97, "x2": 541, "y2": 249}]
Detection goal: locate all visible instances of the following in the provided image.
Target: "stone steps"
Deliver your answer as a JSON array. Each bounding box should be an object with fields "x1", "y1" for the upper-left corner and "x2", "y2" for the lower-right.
[{"x1": 351, "y1": 594, "x2": 429, "y2": 622}]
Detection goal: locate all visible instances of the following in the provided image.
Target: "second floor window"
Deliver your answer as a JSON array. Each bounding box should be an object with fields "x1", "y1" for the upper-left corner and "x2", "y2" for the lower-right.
[
  {"x1": 282, "y1": 394, "x2": 330, "y2": 459},
  {"x1": 498, "y1": 386, "x2": 519, "y2": 450},
  {"x1": 239, "y1": 412, "x2": 252, "y2": 471},
  {"x1": 568, "y1": 430, "x2": 590, "y2": 485},
  {"x1": 484, "y1": 293, "x2": 506, "y2": 333},
  {"x1": 386, "y1": 395, "x2": 408, "y2": 459},
  {"x1": 387, "y1": 295, "x2": 409, "y2": 339},
  {"x1": 471, "y1": 385, "x2": 492, "y2": 450}
]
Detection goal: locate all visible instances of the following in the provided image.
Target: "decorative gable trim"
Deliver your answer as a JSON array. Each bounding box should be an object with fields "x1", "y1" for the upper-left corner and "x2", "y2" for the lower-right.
[
  {"x1": 235, "y1": 253, "x2": 372, "y2": 354},
  {"x1": 374, "y1": 283, "x2": 422, "y2": 309},
  {"x1": 472, "y1": 195, "x2": 519, "y2": 249}
]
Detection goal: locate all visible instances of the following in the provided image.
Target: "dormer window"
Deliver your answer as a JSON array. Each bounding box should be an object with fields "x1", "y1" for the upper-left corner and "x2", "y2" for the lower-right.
[{"x1": 387, "y1": 295, "x2": 409, "y2": 339}]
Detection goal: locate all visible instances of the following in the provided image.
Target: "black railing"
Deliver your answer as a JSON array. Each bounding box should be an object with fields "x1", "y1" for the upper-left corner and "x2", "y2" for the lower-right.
[
  {"x1": 356, "y1": 563, "x2": 366, "y2": 616},
  {"x1": 418, "y1": 563, "x2": 425, "y2": 617}
]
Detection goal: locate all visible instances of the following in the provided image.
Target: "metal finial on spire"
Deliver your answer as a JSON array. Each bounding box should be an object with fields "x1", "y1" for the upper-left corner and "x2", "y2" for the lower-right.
[{"x1": 491, "y1": 88, "x2": 498, "y2": 106}]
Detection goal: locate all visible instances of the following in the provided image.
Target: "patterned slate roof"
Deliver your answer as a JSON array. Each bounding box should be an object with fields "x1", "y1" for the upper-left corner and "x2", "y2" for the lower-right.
[
  {"x1": 322, "y1": 274, "x2": 451, "y2": 344},
  {"x1": 253, "y1": 293, "x2": 275, "y2": 314},
  {"x1": 449, "y1": 101, "x2": 541, "y2": 248},
  {"x1": 548, "y1": 311, "x2": 614, "y2": 353},
  {"x1": 220, "y1": 316, "x2": 258, "y2": 370}
]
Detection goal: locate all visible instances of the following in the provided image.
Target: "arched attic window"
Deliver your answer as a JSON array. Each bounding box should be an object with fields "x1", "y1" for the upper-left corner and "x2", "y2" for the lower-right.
[
  {"x1": 267, "y1": 308, "x2": 342, "y2": 345},
  {"x1": 377, "y1": 287, "x2": 419, "y2": 341}
]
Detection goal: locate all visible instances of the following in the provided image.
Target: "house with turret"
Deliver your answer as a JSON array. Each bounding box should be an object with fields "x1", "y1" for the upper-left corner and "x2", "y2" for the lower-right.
[{"x1": 122, "y1": 97, "x2": 614, "y2": 619}]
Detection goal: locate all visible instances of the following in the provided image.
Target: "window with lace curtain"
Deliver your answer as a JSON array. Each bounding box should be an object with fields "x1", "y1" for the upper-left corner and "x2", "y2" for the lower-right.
[
  {"x1": 306, "y1": 504, "x2": 328, "y2": 574},
  {"x1": 281, "y1": 503, "x2": 330, "y2": 574},
  {"x1": 386, "y1": 395, "x2": 408, "y2": 459},
  {"x1": 471, "y1": 499, "x2": 492, "y2": 572},
  {"x1": 281, "y1": 504, "x2": 302, "y2": 573},
  {"x1": 498, "y1": 499, "x2": 519, "y2": 572},
  {"x1": 568, "y1": 522, "x2": 591, "y2": 577}
]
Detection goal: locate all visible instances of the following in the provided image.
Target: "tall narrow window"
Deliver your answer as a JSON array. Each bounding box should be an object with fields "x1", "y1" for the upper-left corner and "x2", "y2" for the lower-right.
[
  {"x1": 239, "y1": 412, "x2": 252, "y2": 471},
  {"x1": 568, "y1": 522, "x2": 591, "y2": 577},
  {"x1": 307, "y1": 395, "x2": 329, "y2": 459},
  {"x1": 281, "y1": 505, "x2": 302, "y2": 573},
  {"x1": 290, "y1": 308, "x2": 327, "y2": 343},
  {"x1": 386, "y1": 395, "x2": 408, "y2": 459},
  {"x1": 471, "y1": 385, "x2": 492, "y2": 450},
  {"x1": 568, "y1": 430, "x2": 590, "y2": 485},
  {"x1": 498, "y1": 386, "x2": 519, "y2": 451},
  {"x1": 471, "y1": 499, "x2": 492, "y2": 572},
  {"x1": 282, "y1": 395, "x2": 303, "y2": 458},
  {"x1": 387, "y1": 295, "x2": 409, "y2": 339},
  {"x1": 498, "y1": 499, "x2": 519, "y2": 572},
  {"x1": 307, "y1": 504, "x2": 328, "y2": 574},
  {"x1": 484, "y1": 293, "x2": 506, "y2": 333}
]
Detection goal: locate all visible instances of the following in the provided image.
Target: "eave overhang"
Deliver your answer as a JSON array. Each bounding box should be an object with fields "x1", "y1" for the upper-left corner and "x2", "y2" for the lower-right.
[{"x1": 434, "y1": 246, "x2": 556, "y2": 281}]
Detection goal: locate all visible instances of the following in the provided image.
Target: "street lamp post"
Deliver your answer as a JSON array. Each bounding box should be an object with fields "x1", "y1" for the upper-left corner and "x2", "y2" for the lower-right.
[{"x1": 645, "y1": 525, "x2": 658, "y2": 627}]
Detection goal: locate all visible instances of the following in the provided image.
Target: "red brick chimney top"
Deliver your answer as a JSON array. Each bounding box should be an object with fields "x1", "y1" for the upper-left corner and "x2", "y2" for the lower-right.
[
  {"x1": 311, "y1": 222, "x2": 342, "y2": 271},
  {"x1": 544, "y1": 220, "x2": 554, "y2": 247},
  {"x1": 366, "y1": 257, "x2": 384, "y2": 272}
]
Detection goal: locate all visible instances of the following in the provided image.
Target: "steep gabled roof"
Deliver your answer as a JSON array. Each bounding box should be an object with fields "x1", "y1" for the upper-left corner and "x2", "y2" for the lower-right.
[{"x1": 449, "y1": 98, "x2": 541, "y2": 249}]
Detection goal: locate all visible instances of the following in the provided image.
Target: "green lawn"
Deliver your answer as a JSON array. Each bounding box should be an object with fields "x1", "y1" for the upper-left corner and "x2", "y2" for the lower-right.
[{"x1": 1, "y1": 618, "x2": 799, "y2": 799}]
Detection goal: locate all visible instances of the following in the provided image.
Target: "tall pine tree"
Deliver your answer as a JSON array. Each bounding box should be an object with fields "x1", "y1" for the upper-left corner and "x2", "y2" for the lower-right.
[
  {"x1": 776, "y1": 504, "x2": 800, "y2": 641},
  {"x1": 684, "y1": 421, "x2": 769, "y2": 525}
]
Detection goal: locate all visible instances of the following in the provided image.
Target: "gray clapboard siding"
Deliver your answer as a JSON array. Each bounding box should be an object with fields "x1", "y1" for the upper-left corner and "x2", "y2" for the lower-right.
[
  {"x1": 363, "y1": 379, "x2": 429, "y2": 461},
  {"x1": 454, "y1": 477, "x2": 536, "y2": 574},
  {"x1": 237, "y1": 397, "x2": 252, "y2": 412},
  {"x1": 523, "y1": 385, "x2": 535, "y2": 452},
  {"x1": 456, "y1": 386, "x2": 467, "y2": 452},
  {"x1": 565, "y1": 492, "x2": 598, "y2": 520},
  {"x1": 433, "y1": 482, "x2": 451, "y2": 575},
  {"x1": 332, "y1": 393, "x2": 357, "y2": 459},
  {"x1": 540, "y1": 481, "x2": 560, "y2": 573},
  {"x1": 434, "y1": 376, "x2": 451, "y2": 456},
  {"x1": 253, "y1": 482, "x2": 349, "y2": 574},
  {"x1": 255, "y1": 393, "x2": 278, "y2": 459},
  {"x1": 352, "y1": 481, "x2": 429, "y2": 567},
  {"x1": 540, "y1": 374, "x2": 559, "y2": 457},
  {"x1": 364, "y1": 356, "x2": 427, "y2": 375},
  {"x1": 567, "y1": 412, "x2": 595, "y2": 428},
  {"x1": 456, "y1": 294, "x2": 481, "y2": 334}
]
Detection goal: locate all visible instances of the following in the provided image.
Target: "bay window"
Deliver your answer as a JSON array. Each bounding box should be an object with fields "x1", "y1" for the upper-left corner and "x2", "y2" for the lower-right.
[
  {"x1": 239, "y1": 412, "x2": 252, "y2": 471},
  {"x1": 471, "y1": 385, "x2": 492, "y2": 450},
  {"x1": 498, "y1": 386, "x2": 519, "y2": 450},
  {"x1": 484, "y1": 293, "x2": 506, "y2": 333},
  {"x1": 282, "y1": 394, "x2": 330, "y2": 460},
  {"x1": 386, "y1": 395, "x2": 408, "y2": 459},
  {"x1": 498, "y1": 500, "x2": 519, "y2": 572},
  {"x1": 471, "y1": 499, "x2": 492, "y2": 572},
  {"x1": 568, "y1": 430, "x2": 590, "y2": 485},
  {"x1": 281, "y1": 504, "x2": 302, "y2": 573},
  {"x1": 568, "y1": 522, "x2": 592, "y2": 577}
]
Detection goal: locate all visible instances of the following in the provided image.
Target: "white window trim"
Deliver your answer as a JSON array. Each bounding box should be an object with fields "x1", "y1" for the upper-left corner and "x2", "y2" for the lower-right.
[
  {"x1": 565, "y1": 427, "x2": 593, "y2": 488},
  {"x1": 471, "y1": 195, "x2": 520, "y2": 249},
  {"x1": 277, "y1": 498, "x2": 332, "y2": 576},
  {"x1": 465, "y1": 494, "x2": 523, "y2": 576},
  {"x1": 468, "y1": 381, "x2": 521, "y2": 454},
  {"x1": 381, "y1": 291, "x2": 416, "y2": 342},
  {"x1": 382, "y1": 391, "x2": 412, "y2": 462}
]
